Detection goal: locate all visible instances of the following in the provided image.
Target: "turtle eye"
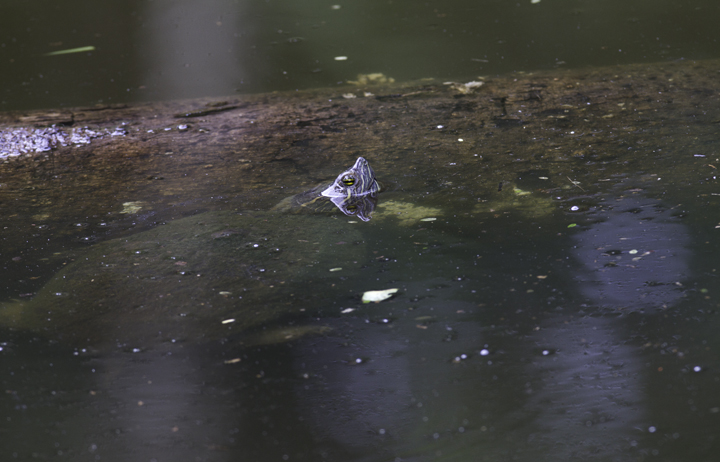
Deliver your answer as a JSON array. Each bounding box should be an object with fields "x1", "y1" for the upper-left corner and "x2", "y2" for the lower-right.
[
  {"x1": 345, "y1": 204, "x2": 358, "y2": 213},
  {"x1": 342, "y1": 175, "x2": 356, "y2": 186}
]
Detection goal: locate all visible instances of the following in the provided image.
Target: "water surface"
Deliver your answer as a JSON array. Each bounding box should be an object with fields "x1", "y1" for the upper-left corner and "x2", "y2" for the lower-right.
[
  {"x1": 2, "y1": 1, "x2": 720, "y2": 460},
  {"x1": 2, "y1": 0, "x2": 720, "y2": 110}
]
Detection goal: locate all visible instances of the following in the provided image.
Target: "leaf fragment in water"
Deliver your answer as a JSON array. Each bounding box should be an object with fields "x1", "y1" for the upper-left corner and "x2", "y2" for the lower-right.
[
  {"x1": 361, "y1": 288, "x2": 399, "y2": 303},
  {"x1": 44, "y1": 46, "x2": 96, "y2": 56}
]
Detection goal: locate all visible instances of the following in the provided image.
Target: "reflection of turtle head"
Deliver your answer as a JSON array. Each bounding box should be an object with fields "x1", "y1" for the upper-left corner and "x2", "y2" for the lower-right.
[{"x1": 321, "y1": 157, "x2": 380, "y2": 221}]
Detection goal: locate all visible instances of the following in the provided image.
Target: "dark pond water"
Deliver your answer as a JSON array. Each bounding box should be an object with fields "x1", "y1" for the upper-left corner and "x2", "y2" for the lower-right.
[
  {"x1": 2, "y1": 1, "x2": 720, "y2": 462},
  {"x1": 2, "y1": 135, "x2": 720, "y2": 461},
  {"x1": 2, "y1": 0, "x2": 720, "y2": 110}
]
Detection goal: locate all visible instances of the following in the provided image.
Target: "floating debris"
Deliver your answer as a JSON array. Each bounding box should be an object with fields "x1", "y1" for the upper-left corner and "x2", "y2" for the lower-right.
[
  {"x1": 44, "y1": 46, "x2": 95, "y2": 56},
  {"x1": 445, "y1": 80, "x2": 485, "y2": 94},
  {"x1": 334, "y1": 56, "x2": 348, "y2": 61},
  {"x1": 224, "y1": 358, "x2": 242, "y2": 364},
  {"x1": 120, "y1": 201, "x2": 145, "y2": 214},
  {"x1": 329, "y1": 267, "x2": 343, "y2": 272},
  {"x1": 341, "y1": 308, "x2": 355, "y2": 314},
  {"x1": 361, "y1": 288, "x2": 399, "y2": 303},
  {"x1": 347, "y1": 73, "x2": 395, "y2": 85},
  {"x1": 221, "y1": 318, "x2": 236, "y2": 324},
  {"x1": 342, "y1": 93, "x2": 357, "y2": 99}
]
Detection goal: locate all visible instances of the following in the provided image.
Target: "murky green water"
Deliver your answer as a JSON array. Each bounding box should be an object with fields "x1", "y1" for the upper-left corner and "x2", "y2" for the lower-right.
[
  {"x1": 2, "y1": 0, "x2": 720, "y2": 110},
  {"x1": 3, "y1": 1, "x2": 720, "y2": 461}
]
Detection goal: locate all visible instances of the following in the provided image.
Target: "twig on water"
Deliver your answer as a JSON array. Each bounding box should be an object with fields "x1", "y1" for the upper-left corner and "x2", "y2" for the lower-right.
[{"x1": 567, "y1": 176, "x2": 585, "y2": 192}]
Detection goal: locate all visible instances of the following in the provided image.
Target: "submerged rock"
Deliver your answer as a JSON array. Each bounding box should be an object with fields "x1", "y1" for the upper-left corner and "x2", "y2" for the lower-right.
[{"x1": 0, "y1": 210, "x2": 367, "y2": 351}]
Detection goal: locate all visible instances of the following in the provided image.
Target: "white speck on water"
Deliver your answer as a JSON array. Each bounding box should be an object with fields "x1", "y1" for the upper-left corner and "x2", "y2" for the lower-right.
[
  {"x1": 542, "y1": 350, "x2": 550, "y2": 356},
  {"x1": 693, "y1": 366, "x2": 702, "y2": 372},
  {"x1": 458, "y1": 138, "x2": 464, "y2": 142},
  {"x1": 648, "y1": 426, "x2": 657, "y2": 433},
  {"x1": 570, "y1": 206, "x2": 579, "y2": 211},
  {"x1": 334, "y1": 56, "x2": 348, "y2": 61},
  {"x1": 480, "y1": 349, "x2": 489, "y2": 356},
  {"x1": 132, "y1": 348, "x2": 141, "y2": 353},
  {"x1": 222, "y1": 318, "x2": 236, "y2": 324},
  {"x1": 437, "y1": 125, "x2": 444, "y2": 129},
  {"x1": 629, "y1": 249, "x2": 638, "y2": 254},
  {"x1": 379, "y1": 428, "x2": 386, "y2": 435},
  {"x1": 355, "y1": 358, "x2": 362, "y2": 364}
]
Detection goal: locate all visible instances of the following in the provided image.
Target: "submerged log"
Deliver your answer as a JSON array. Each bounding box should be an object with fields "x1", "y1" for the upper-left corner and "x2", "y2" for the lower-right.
[{"x1": 0, "y1": 58, "x2": 718, "y2": 264}]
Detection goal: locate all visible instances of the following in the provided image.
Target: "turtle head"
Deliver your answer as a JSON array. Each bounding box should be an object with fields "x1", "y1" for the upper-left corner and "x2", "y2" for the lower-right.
[
  {"x1": 320, "y1": 157, "x2": 380, "y2": 221},
  {"x1": 320, "y1": 157, "x2": 379, "y2": 199}
]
